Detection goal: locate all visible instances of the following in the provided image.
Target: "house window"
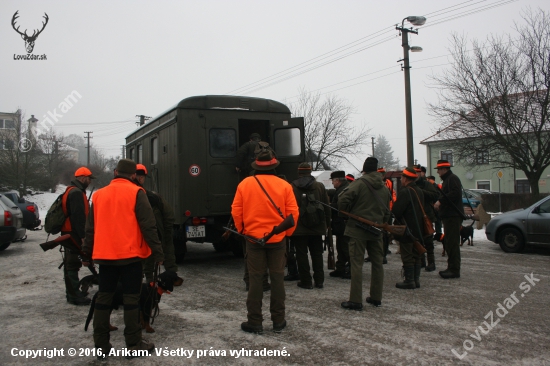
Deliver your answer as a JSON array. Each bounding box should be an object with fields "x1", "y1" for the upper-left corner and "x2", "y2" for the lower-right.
[
  {"x1": 137, "y1": 145, "x2": 143, "y2": 163},
  {"x1": 209, "y1": 129, "x2": 236, "y2": 158},
  {"x1": 275, "y1": 128, "x2": 301, "y2": 157},
  {"x1": 516, "y1": 180, "x2": 530, "y2": 193},
  {"x1": 477, "y1": 180, "x2": 491, "y2": 190},
  {"x1": 0, "y1": 139, "x2": 14, "y2": 150},
  {"x1": 151, "y1": 137, "x2": 158, "y2": 164},
  {"x1": 476, "y1": 150, "x2": 490, "y2": 164},
  {"x1": 440, "y1": 150, "x2": 453, "y2": 166},
  {"x1": 0, "y1": 119, "x2": 15, "y2": 129}
]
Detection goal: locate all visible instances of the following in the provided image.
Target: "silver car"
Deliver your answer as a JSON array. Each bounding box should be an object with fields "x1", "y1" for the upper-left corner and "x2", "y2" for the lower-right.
[
  {"x1": 486, "y1": 195, "x2": 550, "y2": 252},
  {"x1": 0, "y1": 193, "x2": 26, "y2": 251}
]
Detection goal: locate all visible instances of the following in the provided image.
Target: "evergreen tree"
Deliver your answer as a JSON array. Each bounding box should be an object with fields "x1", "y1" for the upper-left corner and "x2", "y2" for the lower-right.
[{"x1": 374, "y1": 135, "x2": 399, "y2": 170}]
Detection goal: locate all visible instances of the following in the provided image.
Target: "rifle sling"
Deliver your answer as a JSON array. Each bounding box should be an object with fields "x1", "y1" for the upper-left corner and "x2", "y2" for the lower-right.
[{"x1": 253, "y1": 176, "x2": 285, "y2": 219}]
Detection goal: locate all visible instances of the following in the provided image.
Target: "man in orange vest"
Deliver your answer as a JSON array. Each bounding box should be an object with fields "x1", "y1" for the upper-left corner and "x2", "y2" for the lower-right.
[
  {"x1": 83, "y1": 159, "x2": 164, "y2": 359},
  {"x1": 232, "y1": 150, "x2": 299, "y2": 334},
  {"x1": 61, "y1": 166, "x2": 95, "y2": 306}
]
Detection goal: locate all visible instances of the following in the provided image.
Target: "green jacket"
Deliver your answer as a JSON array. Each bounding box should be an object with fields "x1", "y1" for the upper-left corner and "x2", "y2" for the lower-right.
[
  {"x1": 338, "y1": 172, "x2": 390, "y2": 241},
  {"x1": 392, "y1": 185, "x2": 425, "y2": 242},
  {"x1": 415, "y1": 176, "x2": 439, "y2": 222},
  {"x1": 290, "y1": 176, "x2": 331, "y2": 236}
]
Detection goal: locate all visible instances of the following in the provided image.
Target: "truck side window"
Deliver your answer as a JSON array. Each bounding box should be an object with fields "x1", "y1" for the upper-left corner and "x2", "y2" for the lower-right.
[
  {"x1": 210, "y1": 129, "x2": 236, "y2": 158},
  {"x1": 275, "y1": 128, "x2": 301, "y2": 156}
]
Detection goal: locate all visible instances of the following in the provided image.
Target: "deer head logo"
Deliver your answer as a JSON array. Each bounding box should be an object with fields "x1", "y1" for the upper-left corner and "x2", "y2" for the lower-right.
[{"x1": 12, "y1": 11, "x2": 49, "y2": 54}]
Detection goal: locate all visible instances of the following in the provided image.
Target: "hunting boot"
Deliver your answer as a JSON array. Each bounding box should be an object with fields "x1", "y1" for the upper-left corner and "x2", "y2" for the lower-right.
[
  {"x1": 414, "y1": 264, "x2": 421, "y2": 288},
  {"x1": 66, "y1": 270, "x2": 91, "y2": 305},
  {"x1": 395, "y1": 266, "x2": 416, "y2": 289},
  {"x1": 425, "y1": 252, "x2": 436, "y2": 272}
]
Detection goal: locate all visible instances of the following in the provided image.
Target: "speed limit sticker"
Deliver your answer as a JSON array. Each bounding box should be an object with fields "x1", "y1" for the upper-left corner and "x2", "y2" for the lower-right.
[{"x1": 189, "y1": 164, "x2": 201, "y2": 176}]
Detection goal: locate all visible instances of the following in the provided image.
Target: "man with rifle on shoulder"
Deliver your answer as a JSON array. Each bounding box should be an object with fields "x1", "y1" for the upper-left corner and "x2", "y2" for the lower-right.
[
  {"x1": 61, "y1": 167, "x2": 95, "y2": 306},
  {"x1": 338, "y1": 157, "x2": 390, "y2": 309},
  {"x1": 392, "y1": 167, "x2": 426, "y2": 290},
  {"x1": 231, "y1": 150, "x2": 299, "y2": 334}
]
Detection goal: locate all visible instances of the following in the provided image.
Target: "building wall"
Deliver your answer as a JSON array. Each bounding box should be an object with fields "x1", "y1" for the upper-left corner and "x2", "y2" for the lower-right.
[{"x1": 423, "y1": 142, "x2": 550, "y2": 193}]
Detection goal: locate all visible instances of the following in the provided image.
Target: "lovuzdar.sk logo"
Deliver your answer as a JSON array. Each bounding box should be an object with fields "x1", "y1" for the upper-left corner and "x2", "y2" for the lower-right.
[{"x1": 12, "y1": 10, "x2": 48, "y2": 60}]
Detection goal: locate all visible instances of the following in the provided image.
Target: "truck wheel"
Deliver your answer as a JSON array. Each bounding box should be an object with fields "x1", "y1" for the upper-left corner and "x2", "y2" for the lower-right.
[
  {"x1": 498, "y1": 228, "x2": 525, "y2": 253},
  {"x1": 0, "y1": 242, "x2": 11, "y2": 251}
]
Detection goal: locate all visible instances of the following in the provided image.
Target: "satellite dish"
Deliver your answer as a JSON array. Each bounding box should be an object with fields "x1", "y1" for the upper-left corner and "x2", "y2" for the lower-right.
[{"x1": 465, "y1": 172, "x2": 474, "y2": 180}]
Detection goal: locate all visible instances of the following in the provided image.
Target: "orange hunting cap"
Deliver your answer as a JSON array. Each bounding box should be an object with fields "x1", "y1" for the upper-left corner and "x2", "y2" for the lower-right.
[
  {"x1": 402, "y1": 167, "x2": 418, "y2": 179},
  {"x1": 136, "y1": 164, "x2": 148, "y2": 176},
  {"x1": 74, "y1": 167, "x2": 96, "y2": 179}
]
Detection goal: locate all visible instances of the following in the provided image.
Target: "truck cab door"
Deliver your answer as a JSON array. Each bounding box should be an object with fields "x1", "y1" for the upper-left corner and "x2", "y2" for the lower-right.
[{"x1": 270, "y1": 117, "x2": 305, "y2": 182}]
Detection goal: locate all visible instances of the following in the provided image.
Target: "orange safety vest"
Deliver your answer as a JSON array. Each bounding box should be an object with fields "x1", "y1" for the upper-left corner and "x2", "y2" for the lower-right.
[
  {"x1": 91, "y1": 178, "x2": 151, "y2": 260},
  {"x1": 61, "y1": 186, "x2": 89, "y2": 233}
]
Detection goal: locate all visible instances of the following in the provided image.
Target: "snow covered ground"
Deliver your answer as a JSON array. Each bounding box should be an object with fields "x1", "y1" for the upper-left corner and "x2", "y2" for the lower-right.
[{"x1": 1, "y1": 191, "x2": 549, "y2": 365}]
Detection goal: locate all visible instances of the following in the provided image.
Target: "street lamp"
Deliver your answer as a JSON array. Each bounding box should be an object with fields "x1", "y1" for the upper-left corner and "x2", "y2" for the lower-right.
[{"x1": 396, "y1": 16, "x2": 426, "y2": 167}]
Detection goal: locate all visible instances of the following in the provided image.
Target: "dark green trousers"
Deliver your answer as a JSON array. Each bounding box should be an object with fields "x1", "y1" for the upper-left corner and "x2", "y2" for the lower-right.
[
  {"x1": 399, "y1": 240, "x2": 421, "y2": 267},
  {"x1": 349, "y1": 236, "x2": 384, "y2": 303},
  {"x1": 93, "y1": 262, "x2": 142, "y2": 349},
  {"x1": 442, "y1": 216, "x2": 462, "y2": 273},
  {"x1": 293, "y1": 235, "x2": 324, "y2": 286},
  {"x1": 335, "y1": 235, "x2": 350, "y2": 272},
  {"x1": 245, "y1": 239, "x2": 286, "y2": 325}
]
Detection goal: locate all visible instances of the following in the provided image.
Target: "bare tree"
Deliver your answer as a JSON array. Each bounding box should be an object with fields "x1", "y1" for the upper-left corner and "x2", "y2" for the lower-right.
[
  {"x1": 288, "y1": 88, "x2": 370, "y2": 170},
  {"x1": 429, "y1": 8, "x2": 550, "y2": 196},
  {"x1": 37, "y1": 130, "x2": 72, "y2": 192},
  {"x1": 374, "y1": 135, "x2": 400, "y2": 170}
]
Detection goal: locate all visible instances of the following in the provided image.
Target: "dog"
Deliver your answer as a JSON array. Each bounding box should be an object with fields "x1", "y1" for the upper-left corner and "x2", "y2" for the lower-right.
[
  {"x1": 460, "y1": 223, "x2": 474, "y2": 246},
  {"x1": 84, "y1": 271, "x2": 178, "y2": 333}
]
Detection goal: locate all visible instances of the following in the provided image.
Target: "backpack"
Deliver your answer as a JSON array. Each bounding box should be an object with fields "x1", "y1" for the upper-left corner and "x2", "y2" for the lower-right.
[
  {"x1": 298, "y1": 188, "x2": 326, "y2": 229},
  {"x1": 253, "y1": 141, "x2": 276, "y2": 159},
  {"x1": 44, "y1": 187, "x2": 74, "y2": 234}
]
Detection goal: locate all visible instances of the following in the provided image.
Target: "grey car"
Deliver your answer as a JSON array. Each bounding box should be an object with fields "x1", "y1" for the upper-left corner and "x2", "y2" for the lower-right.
[
  {"x1": 0, "y1": 194, "x2": 27, "y2": 251},
  {"x1": 486, "y1": 195, "x2": 550, "y2": 252}
]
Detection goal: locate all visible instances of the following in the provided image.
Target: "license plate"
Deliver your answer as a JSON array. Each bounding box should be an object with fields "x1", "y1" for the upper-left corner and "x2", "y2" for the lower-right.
[{"x1": 186, "y1": 225, "x2": 205, "y2": 238}]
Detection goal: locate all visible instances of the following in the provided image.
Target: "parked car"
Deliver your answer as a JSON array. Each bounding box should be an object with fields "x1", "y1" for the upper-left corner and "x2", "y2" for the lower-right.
[
  {"x1": 462, "y1": 189, "x2": 481, "y2": 208},
  {"x1": 486, "y1": 195, "x2": 550, "y2": 253},
  {"x1": 1, "y1": 191, "x2": 40, "y2": 230},
  {"x1": 0, "y1": 194, "x2": 26, "y2": 251},
  {"x1": 469, "y1": 189, "x2": 496, "y2": 195}
]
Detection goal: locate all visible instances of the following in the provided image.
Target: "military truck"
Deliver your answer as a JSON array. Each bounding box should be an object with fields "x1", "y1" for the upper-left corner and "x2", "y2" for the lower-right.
[{"x1": 125, "y1": 95, "x2": 305, "y2": 262}]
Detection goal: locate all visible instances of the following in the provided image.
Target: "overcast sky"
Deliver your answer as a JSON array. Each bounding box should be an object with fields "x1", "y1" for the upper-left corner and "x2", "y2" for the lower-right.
[{"x1": 1, "y1": 0, "x2": 548, "y2": 170}]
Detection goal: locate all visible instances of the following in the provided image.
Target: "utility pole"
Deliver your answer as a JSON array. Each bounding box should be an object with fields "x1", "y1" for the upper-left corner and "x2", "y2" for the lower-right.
[
  {"x1": 371, "y1": 137, "x2": 375, "y2": 157},
  {"x1": 121, "y1": 145, "x2": 125, "y2": 159},
  {"x1": 136, "y1": 115, "x2": 151, "y2": 126},
  {"x1": 396, "y1": 16, "x2": 426, "y2": 167},
  {"x1": 84, "y1": 131, "x2": 93, "y2": 166}
]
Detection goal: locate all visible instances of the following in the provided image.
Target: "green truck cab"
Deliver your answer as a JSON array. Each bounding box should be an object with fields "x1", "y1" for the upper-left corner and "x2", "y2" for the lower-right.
[{"x1": 125, "y1": 95, "x2": 305, "y2": 262}]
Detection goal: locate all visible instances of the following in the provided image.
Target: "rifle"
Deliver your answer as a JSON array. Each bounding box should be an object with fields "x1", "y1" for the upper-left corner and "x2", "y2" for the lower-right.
[
  {"x1": 393, "y1": 218, "x2": 427, "y2": 255},
  {"x1": 223, "y1": 214, "x2": 295, "y2": 247},
  {"x1": 316, "y1": 201, "x2": 406, "y2": 237},
  {"x1": 325, "y1": 226, "x2": 335, "y2": 270},
  {"x1": 40, "y1": 234, "x2": 98, "y2": 277},
  {"x1": 434, "y1": 184, "x2": 480, "y2": 221},
  {"x1": 221, "y1": 216, "x2": 235, "y2": 242}
]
